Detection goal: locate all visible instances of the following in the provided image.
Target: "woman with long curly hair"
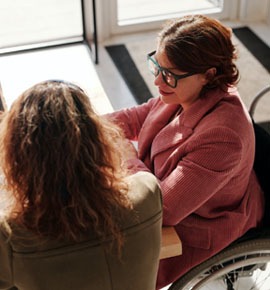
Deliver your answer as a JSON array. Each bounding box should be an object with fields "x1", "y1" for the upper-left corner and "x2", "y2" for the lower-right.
[
  {"x1": 0, "y1": 80, "x2": 162, "y2": 290},
  {"x1": 106, "y1": 15, "x2": 264, "y2": 288}
]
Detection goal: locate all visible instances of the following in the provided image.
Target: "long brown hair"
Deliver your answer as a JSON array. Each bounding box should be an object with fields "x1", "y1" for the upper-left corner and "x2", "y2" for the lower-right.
[
  {"x1": 0, "y1": 80, "x2": 132, "y2": 249},
  {"x1": 158, "y1": 14, "x2": 239, "y2": 91}
]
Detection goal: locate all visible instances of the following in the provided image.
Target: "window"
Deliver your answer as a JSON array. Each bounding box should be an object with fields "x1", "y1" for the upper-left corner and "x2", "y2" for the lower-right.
[
  {"x1": 117, "y1": 0, "x2": 224, "y2": 26},
  {"x1": 0, "y1": 0, "x2": 83, "y2": 53}
]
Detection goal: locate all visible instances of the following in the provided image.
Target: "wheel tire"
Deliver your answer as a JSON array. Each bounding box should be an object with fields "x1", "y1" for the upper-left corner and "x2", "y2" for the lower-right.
[{"x1": 169, "y1": 238, "x2": 270, "y2": 290}]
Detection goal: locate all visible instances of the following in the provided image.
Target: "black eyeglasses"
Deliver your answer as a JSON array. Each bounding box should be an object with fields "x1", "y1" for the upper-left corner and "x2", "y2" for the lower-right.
[{"x1": 147, "y1": 51, "x2": 195, "y2": 88}]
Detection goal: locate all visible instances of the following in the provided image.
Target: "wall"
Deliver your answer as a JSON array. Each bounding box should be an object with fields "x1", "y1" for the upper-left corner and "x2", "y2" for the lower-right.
[
  {"x1": 96, "y1": 0, "x2": 270, "y2": 42},
  {"x1": 239, "y1": 0, "x2": 270, "y2": 21}
]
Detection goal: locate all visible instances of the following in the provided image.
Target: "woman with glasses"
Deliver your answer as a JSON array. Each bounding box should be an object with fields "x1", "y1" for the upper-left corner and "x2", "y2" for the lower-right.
[
  {"x1": 0, "y1": 80, "x2": 162, "y2": 290},
  {"x1": 106, "y1": 14, "x2": 264, "y2": 289}
]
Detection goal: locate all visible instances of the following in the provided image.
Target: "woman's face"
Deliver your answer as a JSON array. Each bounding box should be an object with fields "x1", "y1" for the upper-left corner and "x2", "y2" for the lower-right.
[{"x1": 153, "y1": 49, "x2": 208, "y2": 110}]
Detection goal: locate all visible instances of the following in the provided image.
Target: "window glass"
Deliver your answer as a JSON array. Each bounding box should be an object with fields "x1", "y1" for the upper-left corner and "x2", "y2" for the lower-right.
[
  {"x1": 0, "y1": 0, "x2": 83, "y2": 52},
  {"x1": 117, "y1": 0, "x2": 223, "y2": 25}
]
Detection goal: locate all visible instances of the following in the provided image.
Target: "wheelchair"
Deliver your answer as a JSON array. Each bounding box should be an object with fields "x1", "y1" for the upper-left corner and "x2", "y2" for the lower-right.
[{"x1": 169, "y1": 85, "x2": 270, "y2": 290}]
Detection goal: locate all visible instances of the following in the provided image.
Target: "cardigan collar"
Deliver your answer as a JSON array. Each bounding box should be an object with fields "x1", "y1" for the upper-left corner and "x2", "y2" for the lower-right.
[
  {"x1": 180, "y1": 88, "x2": 232, "y2": 129},
  {"x1": 148, "y1": 87, "x2": 236, "y2": 158}
]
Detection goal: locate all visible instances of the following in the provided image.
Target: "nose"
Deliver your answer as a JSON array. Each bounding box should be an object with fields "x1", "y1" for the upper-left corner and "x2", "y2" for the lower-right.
[{"x1": 154, "y1": 71, "x2": 164, "y2": 87}]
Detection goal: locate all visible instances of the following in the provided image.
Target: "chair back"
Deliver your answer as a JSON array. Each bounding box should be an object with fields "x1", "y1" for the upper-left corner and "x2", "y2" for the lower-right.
[{"x1": 249, "y1": 85, "x2": 270, "y2": 227}]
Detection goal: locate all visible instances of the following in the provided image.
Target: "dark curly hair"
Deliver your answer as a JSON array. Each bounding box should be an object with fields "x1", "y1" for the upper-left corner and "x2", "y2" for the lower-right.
[
  {"x1": 0, "y1": 80, "x2": 132, "y2": 251},
  {"x1": 158, "y1": 14, "x2": 239, "y2": 92}
]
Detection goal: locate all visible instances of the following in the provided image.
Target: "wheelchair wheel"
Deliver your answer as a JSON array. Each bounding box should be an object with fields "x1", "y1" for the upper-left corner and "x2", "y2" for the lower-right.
[{"x1": 169, "y1": 238, "x2": 270, "y2": 290}]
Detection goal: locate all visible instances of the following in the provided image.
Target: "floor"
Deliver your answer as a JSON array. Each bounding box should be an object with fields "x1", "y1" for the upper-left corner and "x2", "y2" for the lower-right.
[
  {"x1": 0, "y1": 21, "x2": 269, "y2": 114},
  {"x1": 96, "y1": 21, "x2": 270, "y2": 112},
  {"x1": 0, "y1": 44, "x2": 114, "y2": 114}
]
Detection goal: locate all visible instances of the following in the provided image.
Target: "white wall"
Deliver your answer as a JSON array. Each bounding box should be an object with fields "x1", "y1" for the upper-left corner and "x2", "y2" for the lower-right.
[
  {"x1": 268, "y1": 0, "x2": 270, "y2": 24},
  {"x1": 239, "y1": 0, "x2": 270, "y2": 21},
  {"x1": 96, "y1": 0, "x2": 270, "y2": 41}
]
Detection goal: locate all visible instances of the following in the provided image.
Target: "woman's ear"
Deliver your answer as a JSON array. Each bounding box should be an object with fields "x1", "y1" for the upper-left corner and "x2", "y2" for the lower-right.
[
  {"x1": 201, "y1": 67, "x2": 216, "y2": 86},
  {"x1": 205, "y1": 67, "x2": 217, "y2": 82}
]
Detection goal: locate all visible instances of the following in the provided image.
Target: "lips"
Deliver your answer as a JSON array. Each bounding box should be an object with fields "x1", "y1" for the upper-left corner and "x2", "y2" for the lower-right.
[{"x1": 159, "y1": 88, "x2": 174, "y2": 96}]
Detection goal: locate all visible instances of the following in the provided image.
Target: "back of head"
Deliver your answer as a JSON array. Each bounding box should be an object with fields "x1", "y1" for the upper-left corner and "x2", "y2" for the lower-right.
[
  {"x1": 158, "y1": 14, "x2": 239, "y2": 91},
  {"x1": 0, "y1": 80, "x2": 131, "y2": 248}
]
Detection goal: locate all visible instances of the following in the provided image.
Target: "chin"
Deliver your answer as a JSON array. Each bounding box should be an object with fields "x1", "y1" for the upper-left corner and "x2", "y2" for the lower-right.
[{"x1": 160, "y1": 94, "x2": 178, "y2": 105}]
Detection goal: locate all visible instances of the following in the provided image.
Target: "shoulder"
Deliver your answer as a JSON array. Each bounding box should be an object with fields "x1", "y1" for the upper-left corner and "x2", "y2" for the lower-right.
[
  {"x1": 127, "y1": 171, "x2": 161, "y2": 192},
  {"x1": 210, "y1": 87, "x2": 248, "y2": 117},
  {"x1": 197, "y1": 88, "x2": 252, "y2": 134},
  {"x1": 125, "y1": 172, "x2": 162, "y2": 220}
]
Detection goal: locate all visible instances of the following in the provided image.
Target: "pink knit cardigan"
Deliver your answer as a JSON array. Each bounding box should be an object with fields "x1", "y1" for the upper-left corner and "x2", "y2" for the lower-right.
[{"x1": 108, "y1": 87, "x2": 264, "y2": 289}]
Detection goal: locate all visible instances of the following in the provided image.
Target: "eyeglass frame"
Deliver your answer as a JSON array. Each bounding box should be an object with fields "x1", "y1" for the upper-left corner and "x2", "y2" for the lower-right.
[{"x1": 147, "y1": 51, "x2": 196, "y2": 88}]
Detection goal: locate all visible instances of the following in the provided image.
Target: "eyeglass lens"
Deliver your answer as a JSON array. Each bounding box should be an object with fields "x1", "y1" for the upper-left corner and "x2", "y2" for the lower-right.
[
  {"x1": 148, "y1": 57, "x2": 177, "y2": 88},
  {"x1": 148, "y1": 58, "x2": 159, "y2": 76}
]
